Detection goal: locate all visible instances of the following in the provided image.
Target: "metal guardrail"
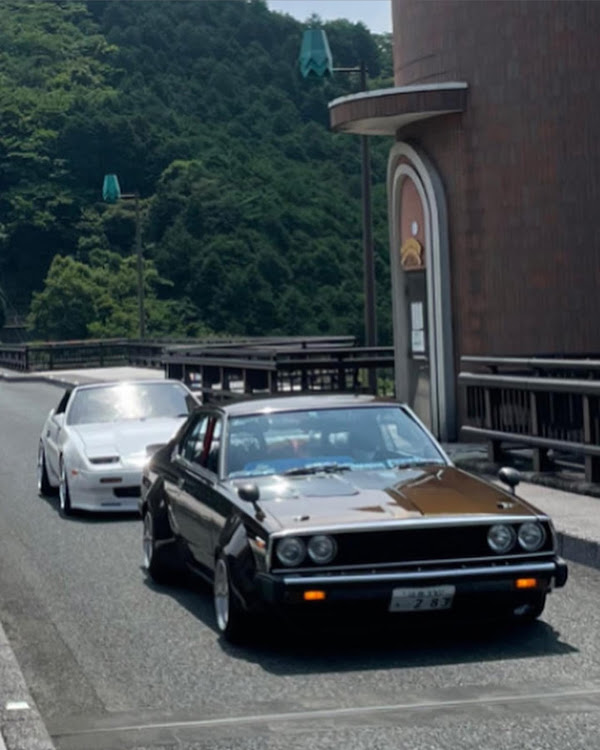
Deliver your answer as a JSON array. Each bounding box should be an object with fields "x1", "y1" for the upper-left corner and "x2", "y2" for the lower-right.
[
  {"x1": 0, "y1": 335, "x2": 393, "y2": 398},
  {"x1": 0, "y1": 339, "x2": 166, "y2": 372},
  {"x1": 459, "y1": 356, "x2": 600, "y2": 481},
  {"x1": 163, "y1": 340, "x2": 395, "y2": 401}
]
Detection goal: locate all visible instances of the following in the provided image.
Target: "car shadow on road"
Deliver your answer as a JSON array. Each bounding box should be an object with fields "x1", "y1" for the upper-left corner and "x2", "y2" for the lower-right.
[{"x1": 140, "y1": 572, "x2": 577, "y2": 675}]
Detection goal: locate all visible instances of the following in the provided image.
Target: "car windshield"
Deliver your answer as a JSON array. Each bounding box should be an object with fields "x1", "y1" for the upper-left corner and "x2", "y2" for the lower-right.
[
  {"x1": 225, "y1": 406, "x2": 446, "y2": 478},
  {"x1": 66, "y1": 382, "x2": 194, "y2": 425}
]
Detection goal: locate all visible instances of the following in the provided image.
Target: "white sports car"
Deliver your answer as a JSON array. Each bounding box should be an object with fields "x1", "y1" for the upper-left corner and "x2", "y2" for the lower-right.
[{"x1": 37, "y1": 379, "x2": 199, "y2": 516}]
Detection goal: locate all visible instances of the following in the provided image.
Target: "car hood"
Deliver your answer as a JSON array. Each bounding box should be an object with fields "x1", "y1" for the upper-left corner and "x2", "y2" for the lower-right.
[
  {"x1": 71, "y1": 418, "x2": 184, "y2": 467},
  {"x1": 236, "y1": 465, "x2": 541, "y2": 530}
]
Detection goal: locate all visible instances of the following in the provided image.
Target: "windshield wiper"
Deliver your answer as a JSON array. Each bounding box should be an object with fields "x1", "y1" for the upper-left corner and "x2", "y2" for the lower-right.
[
  {"x1": 391, "y1": 459, "x2": 445, "y2": 469},
  {"x1": 283, "y1": 463, "x2": 352, "y2": 476}
]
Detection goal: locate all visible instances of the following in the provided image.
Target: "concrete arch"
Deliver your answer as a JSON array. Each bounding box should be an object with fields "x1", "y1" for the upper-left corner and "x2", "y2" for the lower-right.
[{"x1": 387, "y1": 141, "x2": 456, "y2": 441}]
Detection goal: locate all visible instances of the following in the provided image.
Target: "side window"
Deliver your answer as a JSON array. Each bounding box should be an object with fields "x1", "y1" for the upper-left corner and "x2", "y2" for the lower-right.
[
  {"x1": 204, "y1": 418, "x2": 222, "y2": 475},
  {"x1": 181, "y1": 414, "x2": 211, "y2": 464}
]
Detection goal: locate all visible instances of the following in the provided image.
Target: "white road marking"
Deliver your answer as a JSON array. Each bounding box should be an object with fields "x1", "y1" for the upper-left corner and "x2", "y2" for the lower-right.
[{"x1": 53, "y1": 683, "x2": 600, "y2": 737}]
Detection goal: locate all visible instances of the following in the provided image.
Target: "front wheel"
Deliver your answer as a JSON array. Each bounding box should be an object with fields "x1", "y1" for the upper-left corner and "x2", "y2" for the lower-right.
[
  {"x1": 37, "y1": 444, "x2": 55, "y2": 497},
  {"x1": 58, "y1": 459, "x2": 72, "y2": 517},
  {"x1": 213, "y1": 555, "x2": 247, "y2": 643},
  {"x1": 142, "y1": 507, "x2": 179, "y2": 584}
]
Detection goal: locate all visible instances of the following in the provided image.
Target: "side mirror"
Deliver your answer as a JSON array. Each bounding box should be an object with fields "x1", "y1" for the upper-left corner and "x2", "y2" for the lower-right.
[
  {"x1": 53, "y1": 412, "x2": 65, "y2": 428},
  {"x1": 498, "y1": 466, "x2": 521, "y2": 494},
  {"x1": 237, "y1": 483, "x2": 264, "y2": 519},
  {"x1": 238, "y1": 483, "x2": 259, "y2": 504}
]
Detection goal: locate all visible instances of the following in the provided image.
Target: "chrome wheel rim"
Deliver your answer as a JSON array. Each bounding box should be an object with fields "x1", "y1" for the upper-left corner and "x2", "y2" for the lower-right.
[
  {"x1": 58, "y1": 462, "x2": 66, "y2": 511},
  {"x1": 143, "y1": 512, "x2": 154, "y2": 569},
  {"x1": 214, "y1": 558, "x2": 229, "y2": 633},
  {"x1": 36, "y1": 446, "x2": 44, "y2": 491}
]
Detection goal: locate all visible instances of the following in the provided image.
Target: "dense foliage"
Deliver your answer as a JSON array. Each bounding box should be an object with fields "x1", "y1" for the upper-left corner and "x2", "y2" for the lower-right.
[{"x1": 0, "y1": 0, "x2": 394, "y2": 342}]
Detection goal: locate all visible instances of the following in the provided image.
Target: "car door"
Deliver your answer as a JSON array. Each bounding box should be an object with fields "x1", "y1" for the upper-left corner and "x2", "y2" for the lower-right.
[{"x1": 169, "y1": 412, "x2": 221, "y2": 572}]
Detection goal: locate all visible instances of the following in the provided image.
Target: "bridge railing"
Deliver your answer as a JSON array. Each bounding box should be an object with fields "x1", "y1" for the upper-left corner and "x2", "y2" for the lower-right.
[
  {"x1": 0, "y1": 339, "x2": 166, "y2": 372},
  {"x1": 0, "y1": 336, "x2": 394, "y2": 397},
  {"x1": 459, "y1": 355, "x2": 600, "y2": 482}
]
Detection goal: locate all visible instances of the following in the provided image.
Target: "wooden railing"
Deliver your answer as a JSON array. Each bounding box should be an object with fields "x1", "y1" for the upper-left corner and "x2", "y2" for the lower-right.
[{"x1": 459, "y1": 356, "x2": 600, "y2": 482}]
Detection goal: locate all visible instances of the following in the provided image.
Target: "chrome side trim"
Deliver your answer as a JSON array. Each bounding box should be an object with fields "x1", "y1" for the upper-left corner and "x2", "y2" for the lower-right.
[{"x1": 281, "y1": 561, "x2": 558, "y2": 586}]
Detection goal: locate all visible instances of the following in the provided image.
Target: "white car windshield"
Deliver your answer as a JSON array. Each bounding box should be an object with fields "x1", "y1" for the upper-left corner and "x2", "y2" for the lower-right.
[
  {"x1": 226, "y1": 406, "x2": 446, "y2": 478},
  {"x1": 66, "y1": 382, "x2": 193, "y2": 425}
]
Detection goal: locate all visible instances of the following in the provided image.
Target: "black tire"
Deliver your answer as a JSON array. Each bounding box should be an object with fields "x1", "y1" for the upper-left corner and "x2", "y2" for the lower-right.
[
  {"x1": 58, "y1": 459, "x2": 72, "y2": 517},
  {"x1": 213, "y1": 554, "x2": 248, "y2": 643},
  {"x1": 37, "y1": 444, "x2": 55, "y2": 497},
  {"x1": 142, "y1": 506, "x2": 179, "y2": 584}
]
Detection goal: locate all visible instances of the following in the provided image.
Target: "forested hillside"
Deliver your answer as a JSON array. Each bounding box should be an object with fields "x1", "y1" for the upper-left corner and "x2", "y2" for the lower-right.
[{"x1": 0, "y1": 0, "x2": 394, "y2": 342}]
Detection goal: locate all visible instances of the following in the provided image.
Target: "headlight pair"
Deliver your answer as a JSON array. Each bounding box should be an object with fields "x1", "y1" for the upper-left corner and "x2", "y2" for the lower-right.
[
  {"x1": 487, "y1": 522, "x2": 546, "y2": 553},
  {"x1": 276, "y1": 535, "x2": 337, "y2": 567}
]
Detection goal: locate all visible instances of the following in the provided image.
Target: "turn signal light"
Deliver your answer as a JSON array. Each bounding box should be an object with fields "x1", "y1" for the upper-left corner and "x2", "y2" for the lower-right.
[
  {"x1": 303, "y1": 590, "x2": 326, "y2": 601},
  {"x1": 515, "y1": 578, "x2": 537, "y2": 589}
]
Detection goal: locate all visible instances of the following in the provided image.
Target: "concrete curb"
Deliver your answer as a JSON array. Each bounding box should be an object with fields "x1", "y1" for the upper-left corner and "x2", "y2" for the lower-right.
[
  {"x1": 557, "y1": 532, "x2": 600, "y2": 571},
  {"x1": 0, "y1": 623, "x2": 56, "y2": 750}
]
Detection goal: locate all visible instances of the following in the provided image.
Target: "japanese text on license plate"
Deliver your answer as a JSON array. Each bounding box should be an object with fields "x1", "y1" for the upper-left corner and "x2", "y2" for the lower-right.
[{"x1": 389, "y1": 585, "x2": 455, "y2": 612}]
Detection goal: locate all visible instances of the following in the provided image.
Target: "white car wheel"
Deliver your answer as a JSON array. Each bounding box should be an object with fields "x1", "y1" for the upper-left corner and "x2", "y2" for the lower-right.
[
  {"x1": 142, "y1": 507, "x2": 177, "y2": 584},
  {"x1": 37, "y1": 444, "x2": 54, "y2": 497},
  {"x1": 58, "y1": 460, "x2": 73, "y2": 517},
  {"x1": 213, "y1": 555, "x2": 246, "y2": 642}
]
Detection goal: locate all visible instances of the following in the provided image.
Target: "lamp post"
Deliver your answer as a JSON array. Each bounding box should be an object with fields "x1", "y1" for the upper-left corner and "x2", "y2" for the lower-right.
[
  {"x1": 102, "y1": 174, "x2": 145, "y2": 339},
  {"x1": 299, "y1": 29, "x2": 377, "y2": 391}
]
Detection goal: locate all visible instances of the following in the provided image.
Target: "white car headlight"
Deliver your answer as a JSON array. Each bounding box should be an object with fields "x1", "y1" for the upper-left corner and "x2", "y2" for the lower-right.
[
  {"x1": 276, "y1": 537, "x2": 306, "y2": 567},
  {"x1": 487, "y1": 523, "x2": 516, "y2": 553},
  {"x1": 518, "y1": 522, "x2": 546, "y2": 551},
  {"x1": 307, "y1": 535, "x2": 337, "y2": 564}
]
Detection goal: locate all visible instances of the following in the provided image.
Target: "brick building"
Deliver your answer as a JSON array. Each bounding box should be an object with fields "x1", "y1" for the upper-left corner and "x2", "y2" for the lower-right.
[{"x1": 329, "y1": 0, "x2": 600, "y2": 440}]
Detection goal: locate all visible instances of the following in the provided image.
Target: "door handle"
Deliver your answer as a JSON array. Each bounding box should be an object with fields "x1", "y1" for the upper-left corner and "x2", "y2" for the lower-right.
[{"x1": 177, "y1": 477, "x2": 185, "y2": 489}]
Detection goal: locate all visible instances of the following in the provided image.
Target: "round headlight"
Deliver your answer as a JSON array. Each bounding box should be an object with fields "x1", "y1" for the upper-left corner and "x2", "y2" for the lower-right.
[
  {"x1": 276, "y1": 537, "x2": 306, "y2": 567},
  {"x1": 487, "y1": 524, "x2": 516, "y2": 553},
  {"x1": 518, "y1": 522, "x2": 546, "y2": 551},
  {"x1": 307, "y1": 535, "x2": 337, "y2": 565}
]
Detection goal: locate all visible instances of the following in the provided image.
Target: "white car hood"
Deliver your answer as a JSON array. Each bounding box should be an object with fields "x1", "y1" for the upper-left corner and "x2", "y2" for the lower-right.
[{"x1": 71, "y1": 418, "x2": 183, "y2": 467}]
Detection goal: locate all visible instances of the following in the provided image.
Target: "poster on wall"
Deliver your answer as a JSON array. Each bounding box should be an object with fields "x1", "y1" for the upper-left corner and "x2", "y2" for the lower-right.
[{"x1": 410, "y1": 301, "x2": 426, "y2": 354}]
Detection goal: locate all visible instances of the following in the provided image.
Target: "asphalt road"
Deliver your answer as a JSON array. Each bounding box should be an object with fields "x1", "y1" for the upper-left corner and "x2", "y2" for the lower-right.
[{"x1": 1, "y1": 380, "x2": 600, "y2": 750}]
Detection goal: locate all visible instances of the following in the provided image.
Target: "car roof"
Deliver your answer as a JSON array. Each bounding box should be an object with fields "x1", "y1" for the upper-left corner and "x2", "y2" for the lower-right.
[
  {"x1": 70, "y1": 379, "x2": 186, "y2": 391},
  {"x1": 218, "y1": 393, "x2": 403, "y2": 417}
]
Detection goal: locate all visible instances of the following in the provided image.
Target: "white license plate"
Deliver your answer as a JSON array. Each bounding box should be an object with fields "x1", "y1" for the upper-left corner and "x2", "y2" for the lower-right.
[{"x1": 389, "y1": 585, "x2": 455, "y2": 612}]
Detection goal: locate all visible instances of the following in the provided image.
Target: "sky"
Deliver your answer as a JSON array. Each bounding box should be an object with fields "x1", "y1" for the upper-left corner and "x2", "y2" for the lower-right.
[{"x1": 267, "y1": 1, "x2": 392, "y2": 35}]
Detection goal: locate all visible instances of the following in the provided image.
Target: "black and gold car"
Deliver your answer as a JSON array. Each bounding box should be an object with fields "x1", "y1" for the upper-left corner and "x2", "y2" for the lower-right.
[{"x1": 140, "y1": 394, "x2": 568, "y2": 642}]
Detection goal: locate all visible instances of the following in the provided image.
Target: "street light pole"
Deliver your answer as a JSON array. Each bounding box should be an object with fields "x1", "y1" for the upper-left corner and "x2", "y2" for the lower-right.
[
  {"x1": 133, "y1": 192, "x2": 145, "y2": 340},
  {"x1": 102, "y1": 174, "x2": 145, "y2": 339},
  {"x1": 359, "y1": 61, "x2": 377, "y2": 389},
  {"x1": 299, "y1": 31, "x2": 378, "y2": 392}
]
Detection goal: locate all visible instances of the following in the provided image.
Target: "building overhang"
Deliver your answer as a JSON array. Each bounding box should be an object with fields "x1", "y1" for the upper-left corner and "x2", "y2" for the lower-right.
[{"x1": 328, "y1": 82, "x2": 468, "y2": 136}]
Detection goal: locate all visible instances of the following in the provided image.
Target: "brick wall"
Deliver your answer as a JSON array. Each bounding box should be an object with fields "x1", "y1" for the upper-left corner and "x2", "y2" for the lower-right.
[{"x1": 392, "y1": 0, "x2": 600, "y2": 356}]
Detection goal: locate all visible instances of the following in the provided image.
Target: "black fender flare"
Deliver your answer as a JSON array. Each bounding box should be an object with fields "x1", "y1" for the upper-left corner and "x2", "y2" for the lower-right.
[
  {"x1": 216, "y1": 516, "x2": 261, "y2": 613},
  {"x1": 142, "y1": 477, "x2": 174, "y2": 541}
]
